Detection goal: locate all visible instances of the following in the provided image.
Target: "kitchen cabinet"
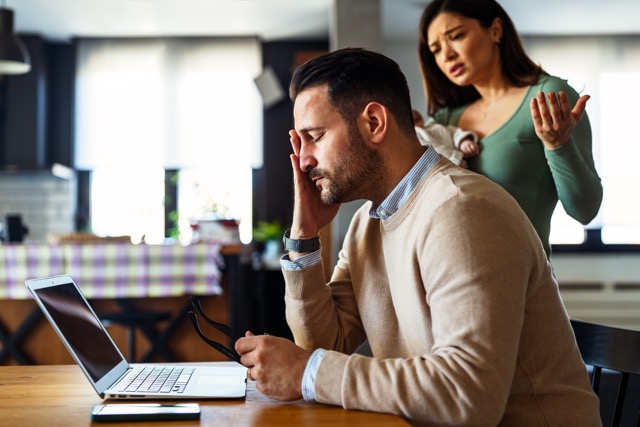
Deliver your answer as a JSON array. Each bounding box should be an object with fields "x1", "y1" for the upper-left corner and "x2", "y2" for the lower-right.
[
  {"x1": 0, "y1": 35, "x2": 74, "y2": 171},
  {"x1": 1, "y1": 35, "x2": 47, "y2": 170}
]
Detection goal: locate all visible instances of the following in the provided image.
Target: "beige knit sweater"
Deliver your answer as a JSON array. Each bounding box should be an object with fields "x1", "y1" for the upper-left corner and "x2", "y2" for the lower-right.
[{"x1": 283, "y1": 158, "x2": 601, "y2": 426}]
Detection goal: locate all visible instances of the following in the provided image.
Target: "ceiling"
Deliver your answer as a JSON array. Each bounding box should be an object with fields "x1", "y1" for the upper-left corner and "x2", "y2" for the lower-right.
[{"x1": 8, "y1": 0, "x2": 640, "y2": 43}]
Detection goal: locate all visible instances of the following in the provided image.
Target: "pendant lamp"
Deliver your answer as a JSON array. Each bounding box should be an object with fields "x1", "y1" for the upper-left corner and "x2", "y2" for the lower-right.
[{"x1": 0, "y1": 5, "x2": 30, "y2": 75}]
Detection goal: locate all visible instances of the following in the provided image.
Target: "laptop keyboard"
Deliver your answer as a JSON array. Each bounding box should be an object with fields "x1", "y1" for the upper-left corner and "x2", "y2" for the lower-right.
[{"x1": 118, "y1": 366, "x2": 195, "y2": 394}]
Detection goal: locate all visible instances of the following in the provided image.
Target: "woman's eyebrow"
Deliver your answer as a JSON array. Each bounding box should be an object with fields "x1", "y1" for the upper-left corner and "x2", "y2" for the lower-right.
[{"x1": 429, "y1": 24, "x2": 465, "y2": 48}]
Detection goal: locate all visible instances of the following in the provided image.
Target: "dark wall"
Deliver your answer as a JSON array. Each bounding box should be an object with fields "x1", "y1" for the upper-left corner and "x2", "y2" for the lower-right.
[{"x1": 252, "y1": 40, "x2": 328, "y2": 229}]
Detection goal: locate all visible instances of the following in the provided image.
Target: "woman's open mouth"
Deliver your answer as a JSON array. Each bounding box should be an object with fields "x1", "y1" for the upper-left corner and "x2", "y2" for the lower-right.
[{"x1": 449, "y1": 63, "x2": 464, "y2": 77}]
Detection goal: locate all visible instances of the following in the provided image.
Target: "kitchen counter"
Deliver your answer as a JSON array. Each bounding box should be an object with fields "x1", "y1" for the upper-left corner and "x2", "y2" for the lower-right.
[{"x1": 0, "y1": 242, "x2": 244, "y2": 366}]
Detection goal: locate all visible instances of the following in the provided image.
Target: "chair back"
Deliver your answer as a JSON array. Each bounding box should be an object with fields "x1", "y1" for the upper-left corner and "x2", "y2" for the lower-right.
[{"x1": 571, "y1": 319, "x2": 640, "y2": 427}]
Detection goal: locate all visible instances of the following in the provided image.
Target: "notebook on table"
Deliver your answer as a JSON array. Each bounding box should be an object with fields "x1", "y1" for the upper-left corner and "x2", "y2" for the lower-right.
[{"x1": 25, "y1": 274, "x2": 247, "y2": 400}]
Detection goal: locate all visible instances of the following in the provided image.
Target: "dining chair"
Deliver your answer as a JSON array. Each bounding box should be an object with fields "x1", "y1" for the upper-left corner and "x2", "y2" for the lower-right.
[
  {"x1": 99, "y1": 300, "x2": 172, "y2": 362},
  {"x1": 570, "y1": 319, "x2": 640, "y2": 427}
]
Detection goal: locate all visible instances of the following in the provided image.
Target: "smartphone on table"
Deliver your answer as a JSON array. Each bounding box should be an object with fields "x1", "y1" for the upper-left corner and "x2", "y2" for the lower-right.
[{"x1": 90, "y1": 403, "x2": 200, "y2": 422}]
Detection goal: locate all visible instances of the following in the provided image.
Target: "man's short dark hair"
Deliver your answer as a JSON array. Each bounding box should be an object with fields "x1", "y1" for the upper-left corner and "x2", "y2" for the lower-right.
[{"x1": 289, "y1": 48, "x2": 416, "y2": 137}]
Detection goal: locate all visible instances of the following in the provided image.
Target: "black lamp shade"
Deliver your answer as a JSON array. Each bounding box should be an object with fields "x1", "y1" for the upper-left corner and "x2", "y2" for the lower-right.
[{"x1": 0, "y1": 8, "x2": 31, "y2": 75}]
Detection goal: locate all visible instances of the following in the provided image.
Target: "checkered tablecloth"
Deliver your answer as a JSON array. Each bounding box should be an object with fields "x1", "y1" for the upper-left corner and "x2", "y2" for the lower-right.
[{"x1": 0, "y1": 243, "x2": 224, "y2": 299}]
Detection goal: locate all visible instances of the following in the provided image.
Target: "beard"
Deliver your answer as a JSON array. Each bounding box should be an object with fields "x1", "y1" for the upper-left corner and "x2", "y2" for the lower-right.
[{"x1": 310, "y1": 124, "x2": 384, "y2": 205}]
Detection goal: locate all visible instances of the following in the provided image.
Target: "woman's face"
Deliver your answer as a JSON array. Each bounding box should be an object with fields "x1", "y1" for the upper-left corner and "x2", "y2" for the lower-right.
[{"x1": 426, "y1": 12, "x2": 501, "y2": 87}]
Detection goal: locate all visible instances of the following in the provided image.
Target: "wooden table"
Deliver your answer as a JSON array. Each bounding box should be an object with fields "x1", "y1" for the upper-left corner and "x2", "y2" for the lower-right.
[{"x1": 0, "y1": 364, "x2": 409, "y2": 426}]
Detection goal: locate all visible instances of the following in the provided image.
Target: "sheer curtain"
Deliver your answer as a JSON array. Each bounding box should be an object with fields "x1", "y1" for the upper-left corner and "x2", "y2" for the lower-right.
[{"x1": 75, "y1": 37, "x2": 261, "y2": 244}]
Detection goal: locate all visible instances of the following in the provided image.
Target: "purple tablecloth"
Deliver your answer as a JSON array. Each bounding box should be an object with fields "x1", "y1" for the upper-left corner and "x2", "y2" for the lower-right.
[{"x1": 0, "y1": 243, "x2": 224, "y2": 299}]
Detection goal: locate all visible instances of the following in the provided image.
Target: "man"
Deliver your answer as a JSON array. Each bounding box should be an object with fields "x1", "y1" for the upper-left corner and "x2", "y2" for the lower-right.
[{"x1": 235, "y1": 48, "x2": 601, "y2": 426}]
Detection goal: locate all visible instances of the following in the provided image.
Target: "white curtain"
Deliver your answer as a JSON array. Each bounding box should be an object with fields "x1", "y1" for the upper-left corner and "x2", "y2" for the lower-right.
[{"x1": 75, "y1": 37, "x2": 262, "y2": 170}]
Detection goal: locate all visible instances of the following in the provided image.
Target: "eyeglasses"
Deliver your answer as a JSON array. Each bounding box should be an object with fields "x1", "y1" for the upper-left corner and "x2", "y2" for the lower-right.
[{"x1": 188, "y1": 296, "x2": 243, "y2": 364}]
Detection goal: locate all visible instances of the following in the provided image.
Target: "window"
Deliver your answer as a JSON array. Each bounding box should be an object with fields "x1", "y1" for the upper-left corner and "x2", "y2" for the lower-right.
[
  {"x1": 75, "y1": 38, "x2": 261, "y2": 244},
  {"x1": 598, "y1": 72, "x2": 640, "y2": 244},
  {"x1": 525, "y1": 35, "x2": 640, "y2": 246}
]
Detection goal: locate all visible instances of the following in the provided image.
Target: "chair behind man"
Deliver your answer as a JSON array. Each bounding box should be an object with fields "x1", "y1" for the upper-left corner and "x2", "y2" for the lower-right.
[{"x1": 570, "y1": 319, "x2": 640, "y2": 427}]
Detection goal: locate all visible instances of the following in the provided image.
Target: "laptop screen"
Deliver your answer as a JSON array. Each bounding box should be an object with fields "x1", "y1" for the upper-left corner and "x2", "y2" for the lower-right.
[{"x1": 33, "y1": 282, "x2": 124, "y2": 382}]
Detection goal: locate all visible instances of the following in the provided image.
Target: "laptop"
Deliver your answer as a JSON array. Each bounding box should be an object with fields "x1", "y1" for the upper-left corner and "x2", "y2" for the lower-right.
[{"x1": 25, "y1": 275, "x2": 248, "y2": 400}]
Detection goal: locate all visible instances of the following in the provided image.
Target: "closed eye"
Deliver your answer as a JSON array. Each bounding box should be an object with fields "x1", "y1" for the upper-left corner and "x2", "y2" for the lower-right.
[
  {"x1": 313, "y1": 130, "x2": 326, "y2": 143},
  {"x1": 298, "y1": 127, "x2": 325, "y2": 144},
  {"x1": 306, "y1": 130, "x2": 325, "y2": 144}
]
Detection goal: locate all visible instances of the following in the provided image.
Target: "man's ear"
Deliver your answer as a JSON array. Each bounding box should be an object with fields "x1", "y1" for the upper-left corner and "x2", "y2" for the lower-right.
[{"x1": 359, "y1": 102, "x2": 388, "y2": 145}]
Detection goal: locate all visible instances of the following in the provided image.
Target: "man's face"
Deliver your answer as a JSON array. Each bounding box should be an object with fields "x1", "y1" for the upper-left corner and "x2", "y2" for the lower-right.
[{"x1": 293, "y1": 85, "x2": 381, "y2": 204}]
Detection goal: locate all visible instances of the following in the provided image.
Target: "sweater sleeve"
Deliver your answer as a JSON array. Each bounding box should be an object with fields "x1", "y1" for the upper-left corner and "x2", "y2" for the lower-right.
[
  {"x1": 283, "y1": 212, "x2": 368, "y2": 354},
  {"x1": 541, "y1": 77, "x2": 603, "y2": 224}
]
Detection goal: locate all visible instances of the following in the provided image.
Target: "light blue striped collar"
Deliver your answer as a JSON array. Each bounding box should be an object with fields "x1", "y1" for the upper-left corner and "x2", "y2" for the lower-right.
[{"x1": 370, "y1": 146, "x2": 439, "y2": 220}]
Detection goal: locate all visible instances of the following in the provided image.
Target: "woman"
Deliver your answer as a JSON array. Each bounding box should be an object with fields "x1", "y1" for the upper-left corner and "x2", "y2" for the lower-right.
[{"x1": 418, "y1": 0, "x2": 603, "y2": 256}]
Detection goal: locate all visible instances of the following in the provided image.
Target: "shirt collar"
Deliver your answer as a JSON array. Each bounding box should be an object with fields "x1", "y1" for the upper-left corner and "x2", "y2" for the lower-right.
[{"x1": 370, "y1": 146, "x2": 439, "y2": 220}]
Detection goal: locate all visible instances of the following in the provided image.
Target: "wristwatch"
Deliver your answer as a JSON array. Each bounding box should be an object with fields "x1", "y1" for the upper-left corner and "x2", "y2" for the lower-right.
[{"x1": 282, "y1": 228, "x2": 321, "y2": 253}]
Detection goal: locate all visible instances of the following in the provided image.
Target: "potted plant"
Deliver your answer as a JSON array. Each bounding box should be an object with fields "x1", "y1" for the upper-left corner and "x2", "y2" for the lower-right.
[{"x1": 252, "y1": 220, "x2": 288, "y2": 265}]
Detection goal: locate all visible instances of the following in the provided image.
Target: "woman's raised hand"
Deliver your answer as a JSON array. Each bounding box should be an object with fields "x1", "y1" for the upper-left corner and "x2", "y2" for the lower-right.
[{"x1": 530, "y1": 91, "x2": 590, "y2": 150}]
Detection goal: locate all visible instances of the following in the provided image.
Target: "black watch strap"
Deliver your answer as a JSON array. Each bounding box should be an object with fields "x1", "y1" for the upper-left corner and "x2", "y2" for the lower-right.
[{"x1": 282, "y1": 229, "x2": 321, "y2": 253}]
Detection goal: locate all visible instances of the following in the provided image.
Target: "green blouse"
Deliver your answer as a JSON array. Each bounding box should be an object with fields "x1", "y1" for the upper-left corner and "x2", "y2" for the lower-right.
[{"x1": 434, "y1": 75, "x2": 603, "y2": 256}]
